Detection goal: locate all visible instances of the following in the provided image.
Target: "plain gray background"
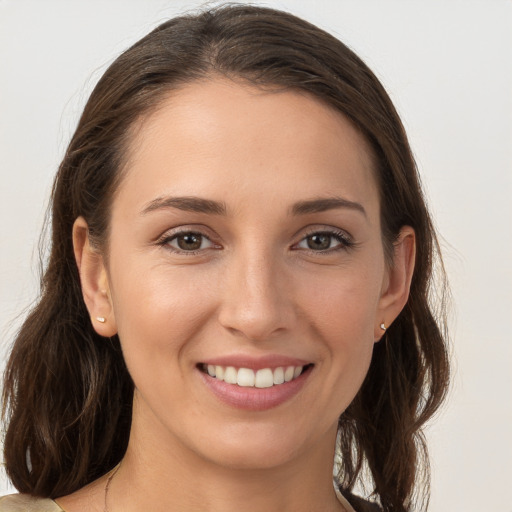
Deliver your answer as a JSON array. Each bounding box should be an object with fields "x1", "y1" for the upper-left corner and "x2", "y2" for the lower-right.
[{"x1": 1, "y1": 1, "x2": 511, "y2": 510}]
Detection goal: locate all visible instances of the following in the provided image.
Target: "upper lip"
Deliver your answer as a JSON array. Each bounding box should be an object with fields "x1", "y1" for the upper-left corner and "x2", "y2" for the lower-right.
[{"x1": 200, "y1": 354, "x2": 311, "y2": 371}]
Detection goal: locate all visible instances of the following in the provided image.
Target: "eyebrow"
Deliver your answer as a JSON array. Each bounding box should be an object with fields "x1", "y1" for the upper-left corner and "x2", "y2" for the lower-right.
[
  {"x1": 141, "y1": 196, "x2": 227, "y2": 216},
  {"x1": 140, "y1": 195, "x2": 366, "y2": 218},
  {"x1": 290, "y1": 196, "x2": 367, "y2": 218}
]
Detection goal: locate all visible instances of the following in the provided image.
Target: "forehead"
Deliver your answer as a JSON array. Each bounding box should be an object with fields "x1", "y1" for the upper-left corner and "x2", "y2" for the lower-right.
[{"x1": 116, "y1": 77, "x2": 379, "y2": 220}]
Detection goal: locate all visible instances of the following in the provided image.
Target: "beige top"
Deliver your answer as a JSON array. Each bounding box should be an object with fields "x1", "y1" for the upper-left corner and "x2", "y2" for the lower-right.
[
  {"x1": 0, "y1": 489, "x2": 357, "y2": 511},
  {"x1": 0, "y1": 494, "x2": 62, "y2": 511}
]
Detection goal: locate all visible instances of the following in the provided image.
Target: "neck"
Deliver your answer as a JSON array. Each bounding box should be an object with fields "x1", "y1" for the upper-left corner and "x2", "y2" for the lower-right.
[{"x1": 108, "y1": 398, "x2": 343, "y2": 512}]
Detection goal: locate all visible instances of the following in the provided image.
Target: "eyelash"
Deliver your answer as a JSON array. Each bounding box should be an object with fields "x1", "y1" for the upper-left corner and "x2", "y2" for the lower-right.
[
  {"x1": 294, "y1": 228, "x2": 355, "y2": 254},
  {"x1": 157, "y1": 230, "x2": 217, "y2": 255},
  {"x1": 157, "y1": 227, "x2": 355, "y2": 256}
]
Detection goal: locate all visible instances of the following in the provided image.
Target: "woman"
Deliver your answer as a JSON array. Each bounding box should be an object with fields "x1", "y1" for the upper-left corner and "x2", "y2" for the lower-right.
[{"x1": 1, "y1": 5, "x2": 449, "y2": 512}]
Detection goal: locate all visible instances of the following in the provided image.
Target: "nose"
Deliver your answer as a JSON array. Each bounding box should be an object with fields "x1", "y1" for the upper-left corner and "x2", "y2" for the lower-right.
[{"x1": 217, "y1": 247, "x2": 295, "y2": 342}]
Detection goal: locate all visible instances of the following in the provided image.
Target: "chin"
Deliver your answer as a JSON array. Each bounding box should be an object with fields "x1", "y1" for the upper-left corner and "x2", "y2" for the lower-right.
[
  {"x1": 200, "y1": 439, "x2": 301, "y2": 471},
  {"x1": 186, "y1": 417, "x2": 330, "y2": 472}
]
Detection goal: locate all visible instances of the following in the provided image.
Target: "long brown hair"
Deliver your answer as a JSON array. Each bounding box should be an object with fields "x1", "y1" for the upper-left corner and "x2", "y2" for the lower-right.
[{"x1": 2, "y1": 5, "x2": 450, "y2": 510}]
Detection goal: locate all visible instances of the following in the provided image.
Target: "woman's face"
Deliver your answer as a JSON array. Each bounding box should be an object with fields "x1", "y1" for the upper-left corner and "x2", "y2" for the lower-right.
[{"x1": 84, "y1": 78, "x2": 409, "y2": 471}]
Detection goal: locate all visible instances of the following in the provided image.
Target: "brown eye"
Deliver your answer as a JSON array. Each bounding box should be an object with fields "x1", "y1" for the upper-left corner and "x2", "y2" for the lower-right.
[
  {"x1": 165, "y1": 232, "x2": 214, "y2": 252},
  {"x1": 306, "y1": 234, "x2": 332, "y2": 250},
  {"x1": 295, "y1": 230, "x2": 352, "y2": 253},
  {"x1": 176, "y1": 233, "x2": 203, "y2": 250}
]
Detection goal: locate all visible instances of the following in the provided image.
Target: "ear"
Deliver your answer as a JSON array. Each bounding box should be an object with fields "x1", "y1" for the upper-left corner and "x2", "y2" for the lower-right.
[
  {"x1": 73, "y1": 217, "x2": 117, "y2": 337},
  {"x1": 374, "y1": 226, "x2": 416, "y2": 341}
]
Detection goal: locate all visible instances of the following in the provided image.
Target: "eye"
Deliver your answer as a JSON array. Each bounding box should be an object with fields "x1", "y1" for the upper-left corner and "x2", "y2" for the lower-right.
[
  {"x1": 161, "y1": 231, "x2": 215, "y2": 253},
  {"x1": 295, "y1": 230, "x2": 353, "y2": 252}
]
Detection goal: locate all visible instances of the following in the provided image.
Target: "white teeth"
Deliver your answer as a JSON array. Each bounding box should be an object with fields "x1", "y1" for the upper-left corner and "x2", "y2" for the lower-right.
[
  {"x1": 273, "y1": 367, "x2": 285, "y2": 385},
  {"x1": 215, "y1": 365, "x2": 224, "y2": 380},
  {"x1": 237, "y1": 368, "x2": 255, "y2": 387},
  {"x1": 255, "y1": 368, "x2": 274, "y2": 388},
  {"x1": 224, "y1": 366, "x2": 237, "y2": 384},
  {"x1": 204, "y1": 364, "x2": 306, "y2": 387},
  {"x1": 284, "y1": 366, "x2": 295, "y2": 382}
]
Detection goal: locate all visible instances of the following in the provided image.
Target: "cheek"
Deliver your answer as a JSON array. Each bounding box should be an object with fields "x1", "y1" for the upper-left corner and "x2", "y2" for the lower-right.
[
  {"x1": 108, "y1": 261, "x2": 218, "y2": 371},
  {"x1": 296, "y1": 265, "x2": 382, "y2": 398},
  {"x1": 299, "y1": 264, "x2": 382, "y2": 341}
]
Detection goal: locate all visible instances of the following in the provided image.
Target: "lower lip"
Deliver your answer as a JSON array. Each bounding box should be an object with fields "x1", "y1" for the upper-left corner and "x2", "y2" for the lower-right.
[{"x1": 198, "y1": 366, "x2": 312, "y2": 411}]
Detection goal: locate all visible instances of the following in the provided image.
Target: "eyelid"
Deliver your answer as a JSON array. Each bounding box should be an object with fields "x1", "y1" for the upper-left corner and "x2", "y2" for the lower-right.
[
  {"x1": 155, "y1": 224, "x2": 355, "y2": 255},
  {"x1": 156, "y1": 226, "x2": 221, "y2": 255},
  {"x1": 292, "y1": 226, "x2": 355, "y2": 253}
]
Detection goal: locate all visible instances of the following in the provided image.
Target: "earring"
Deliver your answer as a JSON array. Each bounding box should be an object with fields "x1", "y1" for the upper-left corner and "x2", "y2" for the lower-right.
[
  {"x1": 380, "y1": 322, "x2": 387, "y2": 331},
  {"x1": 96, "y1": 317, "x2": 106, "y2": 323}
]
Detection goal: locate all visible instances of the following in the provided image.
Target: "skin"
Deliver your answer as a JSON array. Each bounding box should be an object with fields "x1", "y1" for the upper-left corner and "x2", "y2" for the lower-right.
[{"x1": 62, "y1": 78, "x2": 415, "y2": 512}]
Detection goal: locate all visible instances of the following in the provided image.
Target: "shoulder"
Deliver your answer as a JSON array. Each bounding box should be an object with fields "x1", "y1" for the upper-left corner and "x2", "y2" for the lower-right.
[
  {"x1": 0, "y1": 494, "x2": 63, "y2": 512},
  {"x1": 343, "y1": 491, "x2": 383, "y2": 512}
]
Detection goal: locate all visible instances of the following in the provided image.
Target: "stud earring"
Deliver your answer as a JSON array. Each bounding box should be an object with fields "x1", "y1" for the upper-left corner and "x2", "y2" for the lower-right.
[
  {"x1": 380, "y1": 322, "x2": 387, "y2": 331},
  {"x1": 96, "y1": 317, "x2": 106, "y2": 323}
]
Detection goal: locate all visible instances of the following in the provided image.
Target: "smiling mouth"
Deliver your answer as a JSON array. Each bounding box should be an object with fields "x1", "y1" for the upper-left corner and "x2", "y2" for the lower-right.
[{"x1": 199, "y1": 363, "x2": 313, "y2": 388}]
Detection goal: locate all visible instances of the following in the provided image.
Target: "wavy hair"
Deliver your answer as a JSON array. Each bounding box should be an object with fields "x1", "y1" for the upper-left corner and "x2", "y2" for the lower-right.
[{"x1": 2, "y1": 5, "x2": 449, "y2": 511}]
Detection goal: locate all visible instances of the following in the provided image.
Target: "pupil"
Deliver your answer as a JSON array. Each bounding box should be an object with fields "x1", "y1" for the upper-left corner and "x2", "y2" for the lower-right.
[
  {"x1": 308, "y1": 234, "x2": 330, "y2": 250},
  {"x1": 178, "y1": 234, "x2": 202, "y2": 250}
]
